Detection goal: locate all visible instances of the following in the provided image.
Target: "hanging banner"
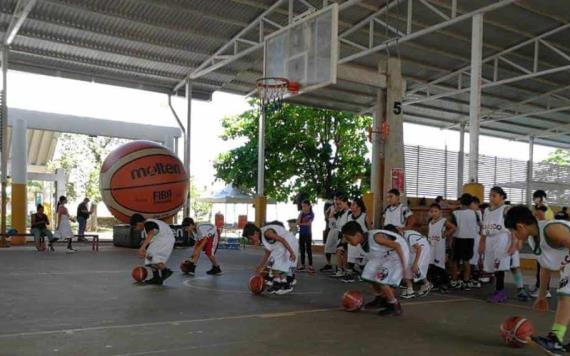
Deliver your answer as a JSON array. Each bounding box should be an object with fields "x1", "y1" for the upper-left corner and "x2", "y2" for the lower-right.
[{"x1": 391, "y1": 168, "x2": 405, "y2": 193}]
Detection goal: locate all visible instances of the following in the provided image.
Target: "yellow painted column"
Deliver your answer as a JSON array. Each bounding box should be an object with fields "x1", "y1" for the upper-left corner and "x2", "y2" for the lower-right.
[
  {"x1": 254, "y1": 196, "x2": 267, "y2": 227},
  {"x1": 10, "y1": 118, "x2": 27, "y2": 245}
]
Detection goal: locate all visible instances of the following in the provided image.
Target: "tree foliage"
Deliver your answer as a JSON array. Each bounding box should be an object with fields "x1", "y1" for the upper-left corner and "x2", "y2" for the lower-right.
[
  {"x1": 214, "y1": 101, "x2": 371, "y2": 202},
  {"x1": 544, "y1": 148, "x2": 570, "y2": 166}
]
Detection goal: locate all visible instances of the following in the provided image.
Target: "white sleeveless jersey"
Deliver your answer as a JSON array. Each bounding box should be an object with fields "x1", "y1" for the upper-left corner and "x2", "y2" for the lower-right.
[
  {"x1": 428, "y1": 219, "x2": 446, "y2": 244},
  {"x1": 452, "y1": 208, "x2": 479, "y2": 239},
  {"x1": 529, "y1": 220, "x2": 570, "y2": 271},
  {"x1": 482, "y1": 205, "x2": 508, "y2": 237},
  {"x1": 335, "y1": 209, "x2": 351, "y2": 231},
  {"x1": 403, "y1": 230, "x2": 430, "y2": 250},
  {"x1": 261, "y1": 224, "x2": 295, "y2": 252},
  {"x1": 146, "y1": 219, "x2": 175, "y2": 243},
  {"x1": 365, "y1": 229, "x2": 408, "y2": 258},
  {"x1": 349, "y1": 212, "x2": 369, "y2": 233},
  {"x1": 384, "y1": 204, "x2": 412, "y2": 228}
]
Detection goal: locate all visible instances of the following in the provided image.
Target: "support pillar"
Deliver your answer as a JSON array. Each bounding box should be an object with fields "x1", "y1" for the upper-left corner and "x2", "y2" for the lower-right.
[
  {"x1": 371, "y1": 86, "x2": 386, "y2": 229},
  {"x1": 527, "y1": 136, "x2": 534, "y2": 207},
  {"x1": 184, "y1": 80, "x2": 192, "y2": 217},
  {"x1": 457, "y1": 123, "x2": 465, "y2": 197},
  {"x1": 468, "y1": 14, "x2": 483, "y2": 183},
  {"x1": 255, "y1": 108, "x2": 267, "y2": 226},
  {"x1": 0, "y1": 47, "x2": 8, "y2": 246},
  {"x1": 10, "y1": 118, "x2": 27, "y2": 244}
]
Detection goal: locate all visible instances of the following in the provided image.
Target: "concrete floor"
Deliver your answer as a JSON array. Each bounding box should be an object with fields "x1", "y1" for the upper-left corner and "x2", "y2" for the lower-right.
[{"x1": 0, "y1": 244, "x2": 557, "y2": 356}]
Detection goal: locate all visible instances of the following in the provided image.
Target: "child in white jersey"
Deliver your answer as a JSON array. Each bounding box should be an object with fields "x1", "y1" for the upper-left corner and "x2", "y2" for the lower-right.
[
  {"x1": 505, "y1": 205, "x2": 570, "y2": 354},
  {"x1": 342, "y1": 222, "x2": 409, "y2": 316},
  {"x1": 479, "y1": 187, "x2": 530, "y2": 303},
  {"x1": 401, "y1": 230, "x2": 432, "y2": 298},
  {"x1": 427, "y1": 203, "x2": 455, "y2": 293},
  {"x1": 383, "y1": 189, "x2": 415, "y2": 231},
  {"x1": 342, "y1": 197, "x2": 371, "y2": 283},
  {"x1": 242, "y1": 221, "x2": 298, "y2": 295}
]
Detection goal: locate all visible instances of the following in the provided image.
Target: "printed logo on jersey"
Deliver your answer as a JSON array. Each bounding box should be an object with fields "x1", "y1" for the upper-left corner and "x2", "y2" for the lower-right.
[
  {"x1": 561, "y1": 253, "x2": 570, "y2": 268},
  {"x1": 560, "y1": 277, "x2": 569, "y2": 290},
  {"x1": 483, "y1": 224, "x2": 503, "y2": 236},
  {"x1": 375, "y1": 267, "x2": 389, "y2": 281}
]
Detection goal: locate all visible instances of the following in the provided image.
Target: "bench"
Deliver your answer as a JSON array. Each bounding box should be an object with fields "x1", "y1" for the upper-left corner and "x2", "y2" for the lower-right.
[{"x1": 0, "y1": 233, "x2": 100, "y2": 251}]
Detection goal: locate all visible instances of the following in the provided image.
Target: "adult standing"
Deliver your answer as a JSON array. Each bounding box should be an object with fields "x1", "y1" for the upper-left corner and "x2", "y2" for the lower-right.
[
  {"x1": 76, "y1": 198, "x2": 91, "y2": 242},
  {"x1": 57, "y1": 196, "x2": 76, "y2": 253}
]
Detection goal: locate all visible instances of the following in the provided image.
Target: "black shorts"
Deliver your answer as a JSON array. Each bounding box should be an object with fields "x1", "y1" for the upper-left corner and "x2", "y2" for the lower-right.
[{"x1": 453, "y1": 238, "x2": 474, "y2": 262}]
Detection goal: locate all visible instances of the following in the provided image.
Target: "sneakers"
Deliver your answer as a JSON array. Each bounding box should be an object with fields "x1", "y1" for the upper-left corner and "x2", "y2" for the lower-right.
[
  {"x1": 530, "y1": 288, "x2": 552, "y2": 299},
  {"x1": 160, "y1": 268, "x2": 173, "y2": 283},
  {"x1": 462, "y1": 281, "x2": 471, "y2": 291},
  {"x1": 330, "y1": 270, "x2": 346, "y2": 278},
  {"x1": 296, "y1": 266, "x2": 305, "y2": 272},
  {"x1": 467, "y1": 280, "x2": 481, "y2": 289},
  {"x1": 341, "y1": 273, "x2": 355, "y2": 283},
  {"x1": 516, "y1": 288, "x2": 531, "y2": 302},
  {"x1": 438, "y1": 285, "x2": 448, "y2": 294},
  {"x1": 532, "y1": 332, "x2": 566, "y2": 354},
  {"x1": 307, "y1": 266, "x2": 316, "y2": 273},
  {"x1": 417, "y1": 283, "x2": 433, "y2": 297},
  {"x1": 401, "y1": 288, "x2": 415, "y2": 299},
  {"x1": 206, "y1": 266, "x2": 222, "y2": 275},
  {"x1": 449, "y1": 280, "x2": 463, "y2": 289},
  {"x1": 183, "y1": 261, "x2": 196, "y2": 275},
  {"x1": 378, "y1": 302, "x2": 402, "y2": 316},
  {"x1": 364, "y1": 296, "x2": 388, "y2": 310},
  {"x1": 144, "y1": 276, "x2": 163, "y2": 285},
  {"x1": 488, "y1": 289, "x2": 508, "y2": 303},
  {"x1": 319, "y1": 264, "x2": 333, "y2": 272},
  {"x1": 275, "y1": 283, "x2": 294, "y2": 295}
]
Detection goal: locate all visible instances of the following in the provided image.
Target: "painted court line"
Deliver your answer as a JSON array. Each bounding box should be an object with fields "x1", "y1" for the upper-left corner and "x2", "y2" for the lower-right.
[
  {"x1": 0, "y1": 298, "x2": 478, "y2": 339},
  {"x1": 112, "y1": 341, "x2": 247, "y2": 356}
]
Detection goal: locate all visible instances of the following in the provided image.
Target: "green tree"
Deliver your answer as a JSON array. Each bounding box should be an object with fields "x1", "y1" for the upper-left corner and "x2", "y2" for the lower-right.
[
  {"x1": 214, "y1": 102, "x2": 371, "y2": 202},
  {"x1": 544, "y1": 148, "x2": 570, "y2": 166},
  {"x1": 190, "y1": 177, "x2": 212, "y2": 221}
]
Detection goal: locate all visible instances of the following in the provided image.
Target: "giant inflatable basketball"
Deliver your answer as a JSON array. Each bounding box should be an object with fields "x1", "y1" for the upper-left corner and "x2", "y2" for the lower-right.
[{"x1": 100, "y1": 141, "x2": 188, "y2": 223}]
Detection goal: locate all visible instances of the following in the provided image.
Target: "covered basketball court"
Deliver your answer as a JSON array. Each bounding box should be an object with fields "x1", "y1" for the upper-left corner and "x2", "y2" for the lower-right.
[{"x1": 0, "y1": 0, "x2": 569, "y2": 355}]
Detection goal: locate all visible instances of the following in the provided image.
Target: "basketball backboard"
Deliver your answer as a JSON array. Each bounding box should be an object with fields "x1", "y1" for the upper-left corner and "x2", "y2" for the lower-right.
[{"x1": 264, "y1": 3, "x2": 338, "y2": 96}]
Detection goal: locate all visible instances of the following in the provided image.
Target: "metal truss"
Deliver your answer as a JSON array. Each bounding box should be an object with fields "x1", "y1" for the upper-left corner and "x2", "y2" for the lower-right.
[{"x1": 4, "y1": 0, "x2": 36, "y2": 45}]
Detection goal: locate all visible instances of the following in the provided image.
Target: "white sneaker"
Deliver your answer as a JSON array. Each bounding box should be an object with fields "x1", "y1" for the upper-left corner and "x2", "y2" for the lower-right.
[
  {"x1": 290, "y1": 279, "x2": 297, "y2": 286},
  {"x1": 530, "y1": 289, "x2": 552, "y2": 299},
  {"x1": 418, "y1": 283, "x2": 433, "y2": 297},
  {"x1": 275, "y1": 284, "x2": 294, "y2": 295},
  {"x1": 66, "y1": 248, "x2": 77, "y2": 253},
  {"x1": 330, "y1": 270, "x2": 345, "y2": 278},
  {"x1": 401, "y1": 288, "x2": 415, "y2": 299}
]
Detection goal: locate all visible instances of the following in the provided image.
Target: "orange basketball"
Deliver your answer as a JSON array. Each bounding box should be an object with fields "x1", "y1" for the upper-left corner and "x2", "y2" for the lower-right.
[
  {"x1": 131, "y1": 266, "x2": 148, "y2": 282},
  {"x1": 180, "y1": 260, "x2": 193, "y2": 274},
  {"x1": 100, "y1": 141, "x2": 188, "y2": 223},
  {"x1": 249, "y1": 274, "x2": 265, "y2": 295},
  {"x1": 500, "y1": 316, "x2": 534, "y2": 348},
  {"x1": 342, "y1": 290, "x2": 364, "y2": 312}
]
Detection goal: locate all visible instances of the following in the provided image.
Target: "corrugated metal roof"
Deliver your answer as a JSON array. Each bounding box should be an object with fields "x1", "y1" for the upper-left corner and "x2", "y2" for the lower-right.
[{"x1": 0, "y1": 0, "x2": 569, "y2": 147}]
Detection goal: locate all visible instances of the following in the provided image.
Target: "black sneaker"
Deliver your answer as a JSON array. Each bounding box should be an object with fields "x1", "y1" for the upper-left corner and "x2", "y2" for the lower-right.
[
  {"x1": 160, "y1": 269, "x2": 173, "y2": 283},
  {"x1": 341, "y1": 273, "x2": 355, "y2": 283},
  {"x1": 378, "y1": 302, "x2": 402, "y2": 316},
  {"x1": 319, "y1": 264, "x2": 333, "y2": 272},
  {"x1": 275, "y1": 283, "x2": 294, "y2": 295},
  {"x1": 266, "y1": 283, "x2": 281, "y2": 295},
  {"x1": 206, "y1": 266, "x2": 222, "y2": 275},
  {"x1": 462, "y1": 281, "x2": 471, "y2": 291},
  {"x1": 184, "y1": 261, "x2": 196, "y2": 275},
  {"x1": 533, "y1": 332, "x2": 565, "y2": 354},
  {"x1": 364, "y1": 296, "x2": 388, "y2": 310},
  {"x1": 144, "y1": 276, "x2": 163, "y2": 285}
]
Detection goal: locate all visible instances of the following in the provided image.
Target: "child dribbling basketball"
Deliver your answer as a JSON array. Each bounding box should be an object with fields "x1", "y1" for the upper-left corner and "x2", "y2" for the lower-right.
[
  {"x1": 401, "y1": 230, "x2": 432, "y2": 298},
  {"x1": 181, "y1": 218, "x2": 222, "y2": 276},
  {"x1": 130, "y1": 214, "x2": 174, "y2": 285},
  {"x1": 242, "y1": 221, "x2": 298, "y2": 295},
  {"x1": 341, "y1": 222, "x2": 409, "y2": 316}
]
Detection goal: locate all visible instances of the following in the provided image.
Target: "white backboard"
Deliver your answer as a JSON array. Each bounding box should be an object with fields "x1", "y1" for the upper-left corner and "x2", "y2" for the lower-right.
[{"x1": 264, "y1": 3, "x2": 338, "y2": 95}]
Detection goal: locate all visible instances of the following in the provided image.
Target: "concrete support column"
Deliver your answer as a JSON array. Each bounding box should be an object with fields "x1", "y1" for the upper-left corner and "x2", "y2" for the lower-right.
[
  {"x1": 255, "y1": 108, "x2": 267, "y2": 226},
  {"x1": 1, "y1": 47, "x2": 8, "y2": 243},
  {"x1": 184, "y1": 80, "x2": 192, "y2": 217},
  {"x1": 468, "y1": 14, "x2": 483, "y2": 183},
  {"x1": 371, "y1": 87, "x2": 386, "y2": 229},
  {"x1": 10, "y1": 118, "x2": 27, "y2": 244},
  {"x1": 457, "y1": 123, "x2": 465, "y2": 197},
  {"x1": 527, "y1": 136, "x2": 534, "y2": 207}
]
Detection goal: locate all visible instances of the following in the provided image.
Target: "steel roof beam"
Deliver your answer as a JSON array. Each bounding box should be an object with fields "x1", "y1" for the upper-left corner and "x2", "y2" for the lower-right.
[{"x1": 4, "y1": 0, "x2": 36, "y2": 45}]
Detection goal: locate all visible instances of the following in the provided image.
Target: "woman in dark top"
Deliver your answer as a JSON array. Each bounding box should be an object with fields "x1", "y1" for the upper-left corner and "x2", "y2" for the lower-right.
[{"x1": 296, "y1": 200, "x2": 315, "y2": 273}]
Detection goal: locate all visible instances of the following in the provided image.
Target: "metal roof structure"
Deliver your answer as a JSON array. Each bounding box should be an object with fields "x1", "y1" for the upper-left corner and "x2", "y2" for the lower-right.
[{"x1": 1, "y1": 0, "x2": 570, "y2": 147}]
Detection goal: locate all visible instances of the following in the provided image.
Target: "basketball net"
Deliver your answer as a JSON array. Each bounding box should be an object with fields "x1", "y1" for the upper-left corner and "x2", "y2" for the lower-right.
[{"x1": 256, "y1": 77, "x2": 289, "y2": 114}]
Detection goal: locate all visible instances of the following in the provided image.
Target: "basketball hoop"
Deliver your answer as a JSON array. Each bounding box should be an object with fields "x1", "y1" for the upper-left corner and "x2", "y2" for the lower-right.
[{"x1": 256, "y1": 77, "x2": 289, "y2": 114}]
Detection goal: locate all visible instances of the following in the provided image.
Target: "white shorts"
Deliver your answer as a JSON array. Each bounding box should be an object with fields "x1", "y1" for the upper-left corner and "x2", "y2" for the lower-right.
[
  {"x1": 483, "y1": 234, "x2": 518, "y2": 272},
  {"x1": 558, "y1": 265, "x2": 570, "y2": 296},
  {"x1": 347, "y1": 244, "x2": 366, "y2": 264},
  {"x1": 470, "y1": 234, "x2": 481, "y2": 266},
  {"x1": 270, "y1": 247, "x2": 297, "y2": 275},
  {"x1": 408, "y1": 250, "x2": 431, "y2": 282},
  {"x1": 145, "y1": 237, "x2": 175, "y2": 265},
  {"x1": 430, "y1": 241, "x2": 446, "y2": 270},
  {"x1": 362, "y1": 254, "x2": 405, "y2": 287},
  {"x1": 324, "y1": 229, "x2": 340, "y2": 254}
]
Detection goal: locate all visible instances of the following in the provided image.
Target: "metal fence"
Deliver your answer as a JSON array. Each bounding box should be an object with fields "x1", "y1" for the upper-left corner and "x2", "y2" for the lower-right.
[{"x1": 404, "y1": 145, "x2": 570, "y2": 205}]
